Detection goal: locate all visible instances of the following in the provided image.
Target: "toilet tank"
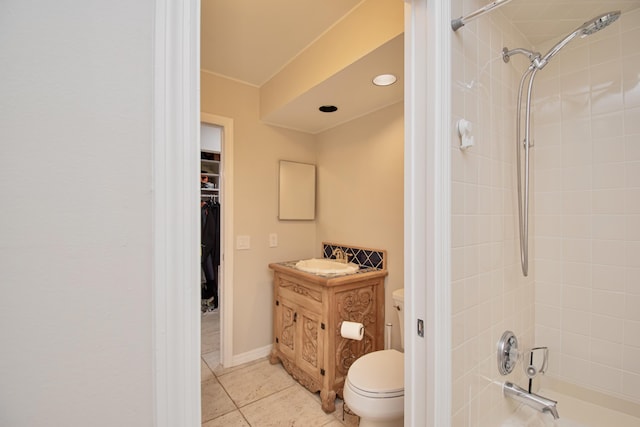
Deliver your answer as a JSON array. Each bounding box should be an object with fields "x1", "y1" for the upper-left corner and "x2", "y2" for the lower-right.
[{"x1": 392, "y1": 288, "x2": 405, "y2": 350}]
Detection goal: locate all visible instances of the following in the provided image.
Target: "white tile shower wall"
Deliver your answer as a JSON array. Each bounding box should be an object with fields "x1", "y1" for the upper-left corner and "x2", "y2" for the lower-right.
[
  {"x1": 533, "y1": 8, "x2": 640, "y2": 405},
  {"x1": 451, "y1": 1, "x2": 536, "y2": 425}
]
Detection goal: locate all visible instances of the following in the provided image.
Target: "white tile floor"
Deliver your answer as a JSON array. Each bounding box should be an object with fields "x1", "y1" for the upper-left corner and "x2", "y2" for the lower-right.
[{"x1": 201, "y1": 310, "x2": 359, "y2": 426}]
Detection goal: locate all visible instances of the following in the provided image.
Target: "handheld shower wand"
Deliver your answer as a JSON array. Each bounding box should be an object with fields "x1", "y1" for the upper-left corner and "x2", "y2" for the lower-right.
[{"x1": 502, "y1": 11, "x2": 621, "y2": 277}]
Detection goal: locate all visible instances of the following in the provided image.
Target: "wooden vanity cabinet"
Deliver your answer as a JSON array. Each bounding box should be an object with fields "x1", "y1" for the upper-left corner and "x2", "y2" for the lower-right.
[{"x1": 268, "y1": 263, "x2": 387, "y2": 413}]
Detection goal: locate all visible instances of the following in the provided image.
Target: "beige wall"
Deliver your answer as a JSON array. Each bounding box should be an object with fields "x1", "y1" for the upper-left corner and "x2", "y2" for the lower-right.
[
  {"x1": 201, "y1": 72, "x2": 405, "y2": 357},
  {"x1": 450, "y1": 1, "x2": 536, "y2": 424},
  {"x1": 533, "y1": 7, "x2": 640, "y2": 405},
  {"x1": 316, "y1": 102, "x2": 405, "y2": 349},
  {"x1": 201, "y1": 71, "x2": 318, "y2": 354}
]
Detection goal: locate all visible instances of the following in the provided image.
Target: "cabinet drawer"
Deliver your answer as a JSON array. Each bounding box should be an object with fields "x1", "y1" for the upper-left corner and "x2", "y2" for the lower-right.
[{"x1": 276, "y1": 274, "x2": 323, "y2": 311}]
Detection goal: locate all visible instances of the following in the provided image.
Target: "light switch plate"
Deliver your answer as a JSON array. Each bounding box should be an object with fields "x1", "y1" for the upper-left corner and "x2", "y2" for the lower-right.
[
  {"x1": 269, "y1": 233, "x2": 278, "y2": 248},
  {"x1": 236, "y1": 235, "x2": 250, "y2": 250}
]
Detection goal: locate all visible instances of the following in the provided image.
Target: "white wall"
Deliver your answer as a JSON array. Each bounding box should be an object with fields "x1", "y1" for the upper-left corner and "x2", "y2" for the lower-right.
[
  {"x1": 533, "y1": 7, "x2": 640, "y2": 405},
  {"x1": 201, "y1": 123, "x2": 222, "y2": 152},
  {"x1": 0, "y1": 1, "x2": 155, "y2": 425}
]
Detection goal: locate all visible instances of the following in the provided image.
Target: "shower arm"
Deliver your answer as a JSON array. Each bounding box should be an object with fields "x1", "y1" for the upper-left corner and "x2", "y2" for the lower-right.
[
  {"x1": 451, "y1": 0, "x2": 514, "y2": 31},
  {"x1": 503, "y1": 47, "x2": 543, "y2": 68}
]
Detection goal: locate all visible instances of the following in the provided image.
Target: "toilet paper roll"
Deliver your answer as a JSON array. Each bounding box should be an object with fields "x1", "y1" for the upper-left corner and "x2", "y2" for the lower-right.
[{"x1": 340, "y1": 321, "x2": 364, "y2": 341}]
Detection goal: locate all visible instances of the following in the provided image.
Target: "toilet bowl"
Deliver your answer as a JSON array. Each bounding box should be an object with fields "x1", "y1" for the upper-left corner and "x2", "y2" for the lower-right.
[
  {"x1": 343, "y1": 349, "x2": 404, "y2": 427},
  {"x1": 343, "y1": 288, "x2": 405, "y2": 427}
]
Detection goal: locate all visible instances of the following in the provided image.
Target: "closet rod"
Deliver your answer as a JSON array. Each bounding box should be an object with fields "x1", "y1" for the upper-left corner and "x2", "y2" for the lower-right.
[{"x1": 451, "y1": 0, "x2": 513, "y2": 31}]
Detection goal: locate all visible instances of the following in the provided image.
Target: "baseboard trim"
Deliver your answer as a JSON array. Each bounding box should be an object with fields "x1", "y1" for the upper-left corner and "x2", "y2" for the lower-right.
[{"x1": 231, "y1": 344, "x2": 273, "y2": 367}]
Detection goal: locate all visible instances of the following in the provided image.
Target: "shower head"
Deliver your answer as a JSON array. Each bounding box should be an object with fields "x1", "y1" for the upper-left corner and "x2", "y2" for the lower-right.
[
  {"x1": 538, "y1": 11, "x2": 621, "y2": 68},
  {"x1": 580, "y1": 10, "x2": 621, "y2": 35}
]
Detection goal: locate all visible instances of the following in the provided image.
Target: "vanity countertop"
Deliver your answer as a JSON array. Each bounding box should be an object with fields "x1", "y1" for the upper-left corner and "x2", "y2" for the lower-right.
[{"x1": 269, "y1": 260, "x2": 388, "y2": 287}]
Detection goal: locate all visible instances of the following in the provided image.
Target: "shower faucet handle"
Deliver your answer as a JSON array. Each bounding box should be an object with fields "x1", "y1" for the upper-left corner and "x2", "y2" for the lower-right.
[
  {"x1": 523, "y1": 346, "x2": 549, "y2": 379},
  {"x1": 497, "y1": 331, "x2": 519, "y2": 375}
]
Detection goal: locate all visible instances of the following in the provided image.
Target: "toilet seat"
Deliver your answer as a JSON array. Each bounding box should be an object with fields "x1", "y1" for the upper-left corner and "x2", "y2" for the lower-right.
[{"x1": 346, "y1": 349, "x2": 404, "y2": 398}]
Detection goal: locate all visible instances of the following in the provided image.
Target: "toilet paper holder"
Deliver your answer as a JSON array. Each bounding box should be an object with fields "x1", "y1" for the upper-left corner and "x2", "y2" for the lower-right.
[{"x1": 340, "y1": 321, "x2": 364, "y2": 341}]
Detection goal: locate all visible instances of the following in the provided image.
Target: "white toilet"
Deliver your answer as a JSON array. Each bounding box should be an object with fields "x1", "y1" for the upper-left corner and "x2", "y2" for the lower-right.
[{"x1": 343, "y1": 288, "x2": 405, "y2": 427}]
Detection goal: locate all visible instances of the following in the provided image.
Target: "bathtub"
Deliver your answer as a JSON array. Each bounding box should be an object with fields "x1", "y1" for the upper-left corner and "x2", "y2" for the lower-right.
[{"x1": 502, "y1": 388, "x2": 640, "y2": 427}]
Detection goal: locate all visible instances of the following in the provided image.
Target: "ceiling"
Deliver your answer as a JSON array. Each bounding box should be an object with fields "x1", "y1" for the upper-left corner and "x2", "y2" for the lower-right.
[
  {"x1": 201, "y1": 0, "x2": 363, "y2": 87},
  {"x1": 201, "y1": 0, "x2": 402, "y2": 134},
  {"x1": 201, "y1": 0, "x2": 640, "y2": 133}
]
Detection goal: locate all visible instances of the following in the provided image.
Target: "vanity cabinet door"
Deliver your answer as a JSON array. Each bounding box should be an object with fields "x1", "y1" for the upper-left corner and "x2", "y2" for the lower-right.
[
  {"x1": 275, "y1": 297, "x2": 297, "y2": 362},
  {"x1": 276, "y1": 296, "x2": 325, "y2": 381},
  {"x1": 294, "y1": 305, "x2": 324, "y2": 381}
]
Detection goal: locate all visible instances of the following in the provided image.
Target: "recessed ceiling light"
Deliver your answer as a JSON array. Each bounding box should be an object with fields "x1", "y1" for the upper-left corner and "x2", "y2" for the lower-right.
[
  {"x1": 372, "y1": 73, "x2": 397, "y2": 86},
  {"x1": 319, "y1": 105, "x2": 338, "y2": 113}
]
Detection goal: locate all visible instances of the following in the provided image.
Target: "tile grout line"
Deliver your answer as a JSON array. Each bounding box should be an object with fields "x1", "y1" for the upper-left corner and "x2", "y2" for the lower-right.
[
  {"x1": 235, "y1": 384, "x2": 299, "y2": 426},
  {"x1": 201, "y1": 310, "x2": 350, "y2": 426},
  {"x1": 200, "y1": 374, "x2": 238, "y2": 425},
  {"x1": 202, "y1": 376, "x2": 352, "y2": 426}
]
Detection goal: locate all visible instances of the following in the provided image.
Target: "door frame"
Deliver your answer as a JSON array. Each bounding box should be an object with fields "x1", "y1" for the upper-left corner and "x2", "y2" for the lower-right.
[
  {"x1": 152, "y1": 0, "x2": 201, "y2": 426},
  {"x1": 200, "y1": 112, "x2": 235, "y2": 368},
  {"x1": 152, "y1": 0, "x2": 452, "y2": 425},
  {"x1": 404, "y1": 1, "x2": 452, "y2": 426}
]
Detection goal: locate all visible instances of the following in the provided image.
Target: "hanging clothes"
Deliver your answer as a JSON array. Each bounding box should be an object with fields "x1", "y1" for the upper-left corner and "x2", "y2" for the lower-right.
[{"x1": 201, "y1": 200, "x2": 221, "y2": 308}]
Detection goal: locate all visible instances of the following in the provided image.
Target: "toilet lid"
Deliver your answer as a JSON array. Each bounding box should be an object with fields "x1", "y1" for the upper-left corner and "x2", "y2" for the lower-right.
[{"x1": 347, "y1": 349, "x2": 404, "y2": 398}]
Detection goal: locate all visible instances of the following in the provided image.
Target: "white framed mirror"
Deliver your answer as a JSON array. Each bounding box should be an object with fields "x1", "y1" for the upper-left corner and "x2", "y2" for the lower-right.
[{"x1": 278, "y1": 160, "x2": 316, "y2": 220}]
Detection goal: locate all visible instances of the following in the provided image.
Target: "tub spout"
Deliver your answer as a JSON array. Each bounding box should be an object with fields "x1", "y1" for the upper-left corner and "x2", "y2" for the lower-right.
[
  {"x1": 544, "y1": 405, "x2": 560, "y2": 420},
  {"x1": 504, "y1": 382, "x2": 560, "y2": 420}
]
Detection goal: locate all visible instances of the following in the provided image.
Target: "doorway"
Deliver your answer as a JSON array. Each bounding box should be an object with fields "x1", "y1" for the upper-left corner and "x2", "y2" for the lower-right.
[
  {"x1": 200, "y1": 112, "x2": 234, "y2": 370},
  {"x1": 200, "y1": 122, "x2": 222, "y2": 371},
  {"x1": 152, "y1": 1, "x2": 448, "y2": 426}
]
